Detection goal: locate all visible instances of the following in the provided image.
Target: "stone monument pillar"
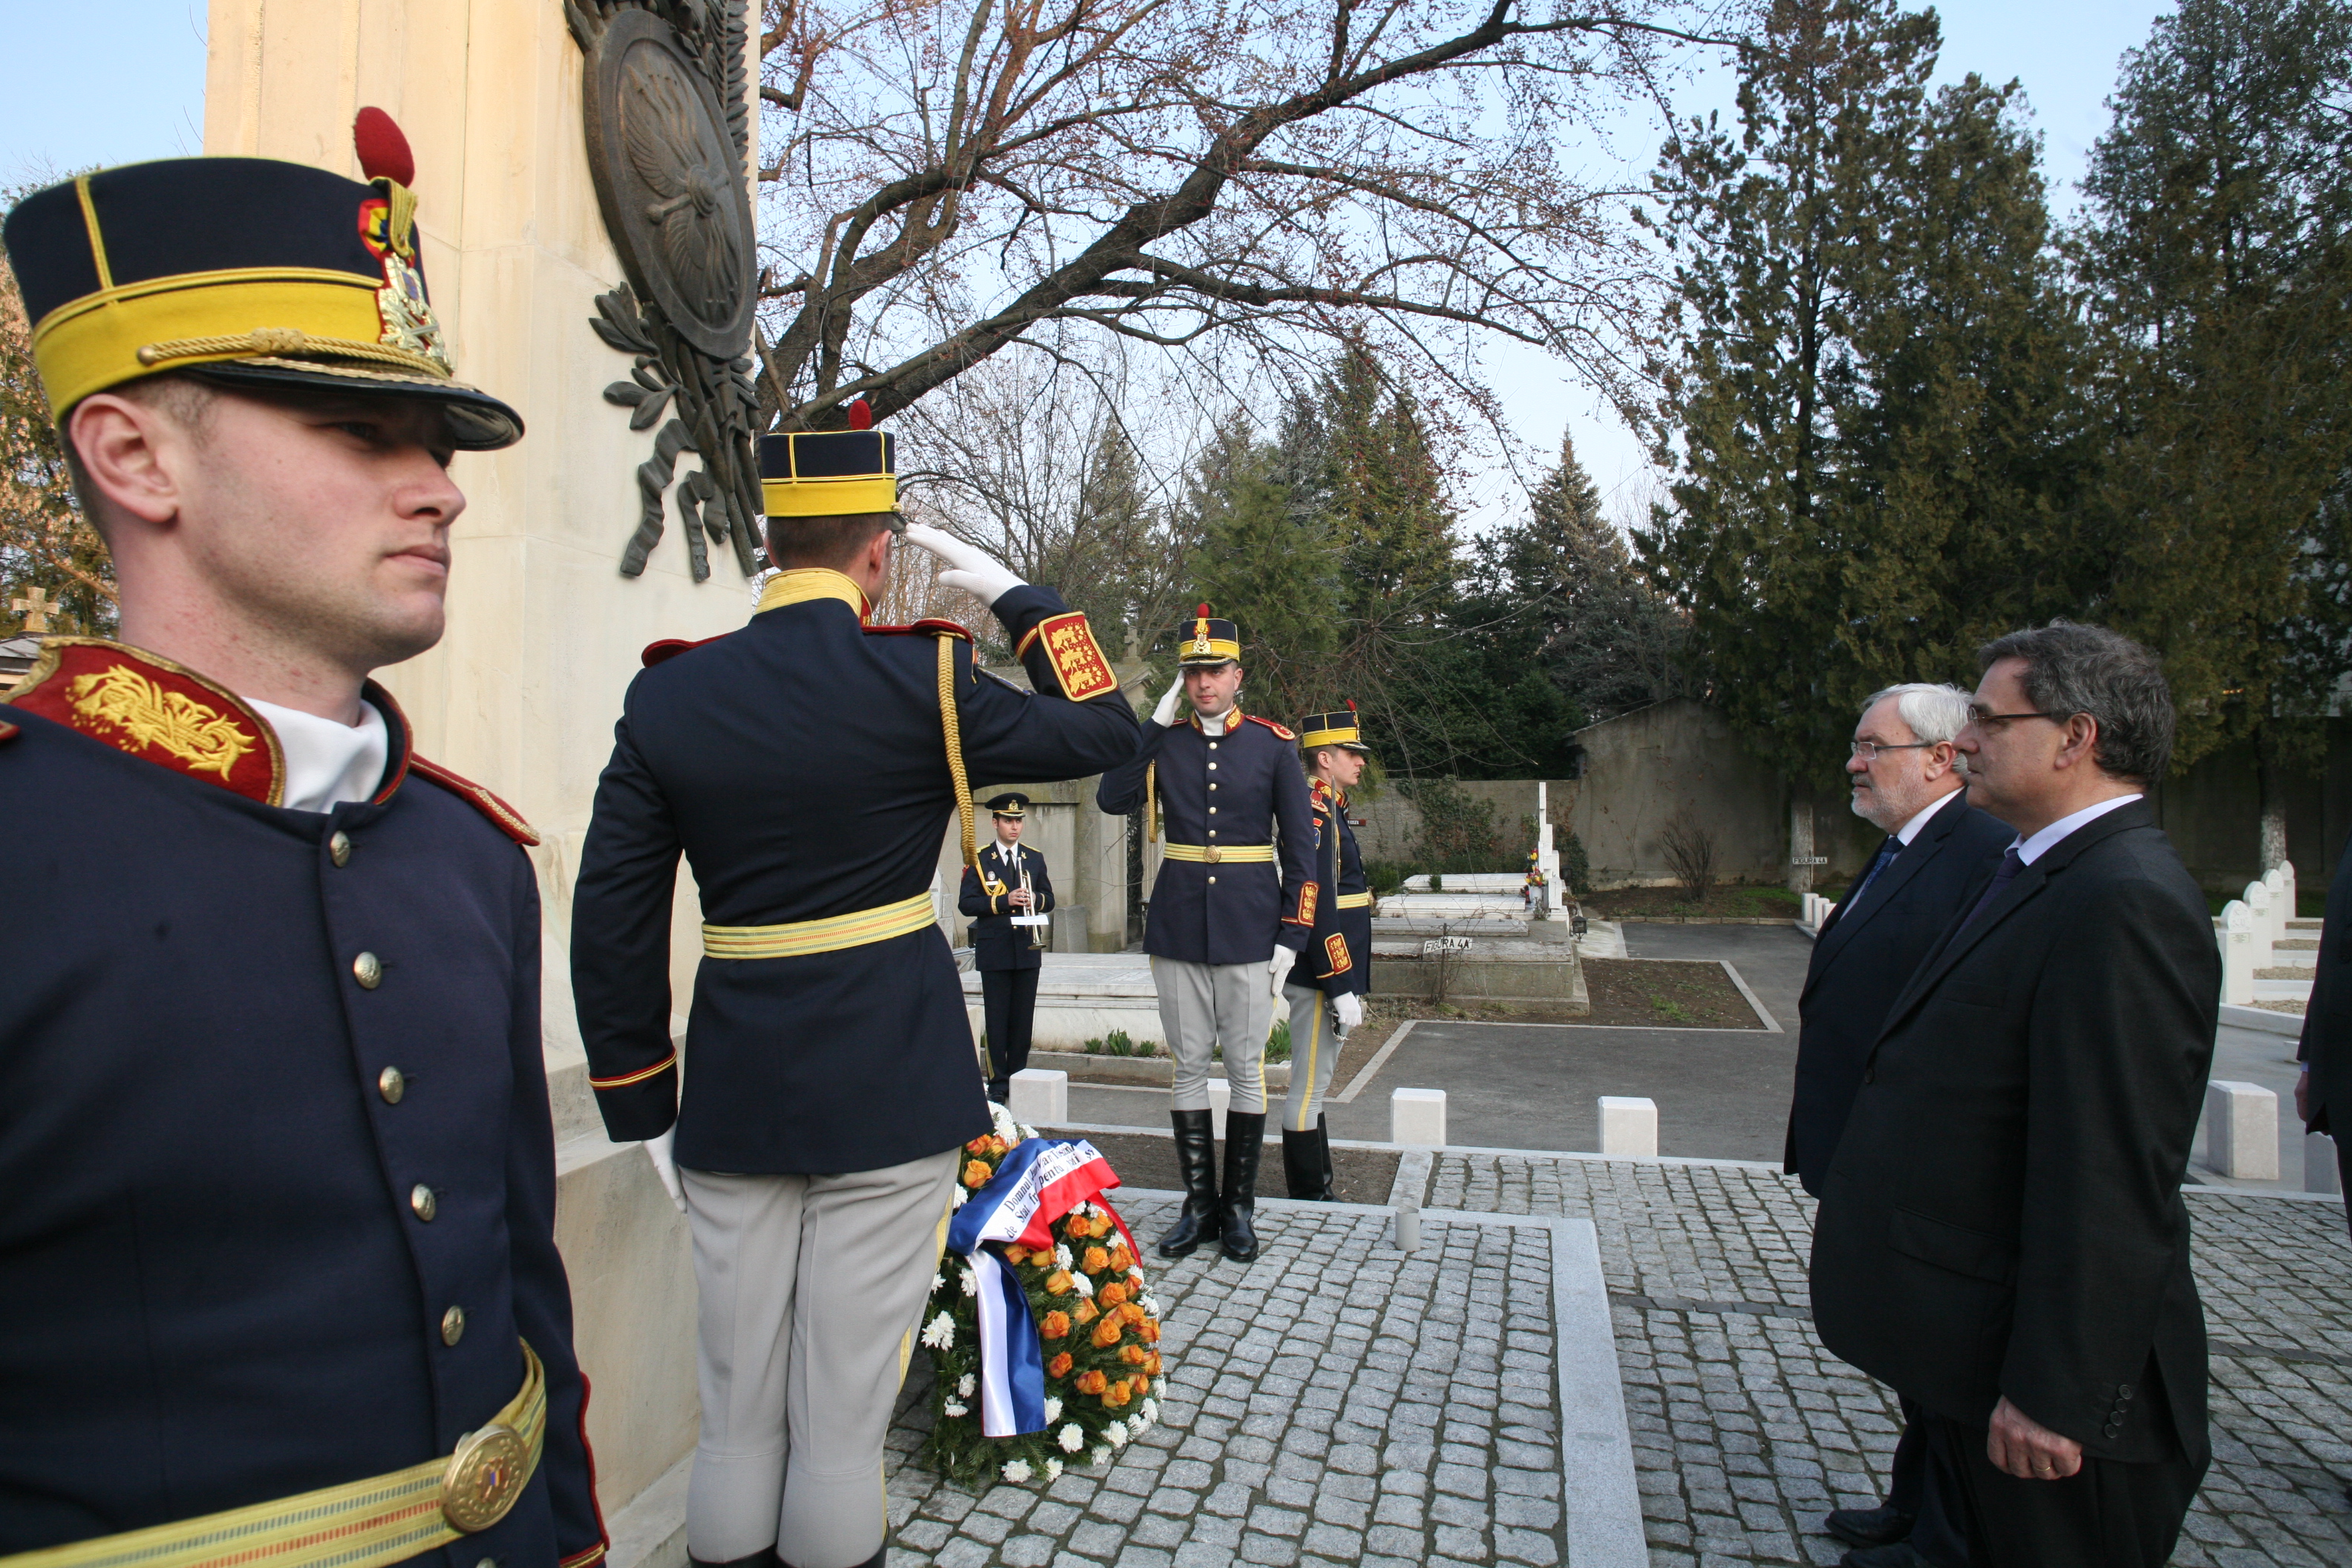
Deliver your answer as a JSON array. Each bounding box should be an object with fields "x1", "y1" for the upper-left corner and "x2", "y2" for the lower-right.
[{"x1": 206, "y1": 0, "x2": 762, "y2": 1539}]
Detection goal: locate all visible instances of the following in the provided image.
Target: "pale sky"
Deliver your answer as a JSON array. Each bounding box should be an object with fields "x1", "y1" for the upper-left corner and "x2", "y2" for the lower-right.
[{"x1": 1, "y1": 0, "x2": 2175, "y2": 534}]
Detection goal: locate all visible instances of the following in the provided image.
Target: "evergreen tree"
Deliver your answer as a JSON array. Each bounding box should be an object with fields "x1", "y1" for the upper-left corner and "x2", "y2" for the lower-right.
[
  {"x1": 1323, "y1": 343, "x2": 1459, "y2": 628},
  {"x1": 1186, "y1": 423, "x2": 1342, "y2": 722}
]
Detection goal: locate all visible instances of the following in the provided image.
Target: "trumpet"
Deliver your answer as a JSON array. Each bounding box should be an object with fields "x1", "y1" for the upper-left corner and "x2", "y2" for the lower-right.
[{"x1": 1018, "y1": 856, "x2": 1048, "y2": 950}]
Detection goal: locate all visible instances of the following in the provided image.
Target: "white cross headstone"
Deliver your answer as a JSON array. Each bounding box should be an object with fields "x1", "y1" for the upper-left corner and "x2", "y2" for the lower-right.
[{"x1": 9, "y1": 584, "x2": 59, "y2": 633}]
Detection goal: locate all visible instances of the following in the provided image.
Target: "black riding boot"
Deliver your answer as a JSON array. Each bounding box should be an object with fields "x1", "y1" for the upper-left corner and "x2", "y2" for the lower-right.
[
  {"x1": 1316, "y1": 1114, "x2": 1336, "y2": 1198},
  {"x1": 1220, "y1": 1111, "x2": 1267, "y2": 1261},
  {"x1": 1157, "y1": 1108, "x2": 1219, "y2": 1257},
  {"x1": 987, "y1": 1077, "x2": 1010, "y2": 1105},
  {"x1": 1281, "y1": 1122, "x2": 1333, "y2": 1201}
]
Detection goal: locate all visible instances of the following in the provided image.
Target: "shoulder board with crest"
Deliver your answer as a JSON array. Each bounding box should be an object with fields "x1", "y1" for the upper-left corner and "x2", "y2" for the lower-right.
[
  {"x1": 865, "y1": 618, "x2": 974, "y2": 641},
  {"x1": 408, "y1": 756, "x2": 540, "y2": 846},
  {"x1": 642, "y1": 633, "x2": 732, "y2": 669},
  {"x1": 1247, "y1": 715, "x2": 1296, "y2": 741}
]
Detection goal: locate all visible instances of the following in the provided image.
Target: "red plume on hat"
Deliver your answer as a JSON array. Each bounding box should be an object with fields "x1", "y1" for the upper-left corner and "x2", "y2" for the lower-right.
[
  {"x1": 846, "y1": 398, "x2": 874, "y2": 431},
  {"x1": 353, "y1": 107, "x2": 416, "y2": 186}
]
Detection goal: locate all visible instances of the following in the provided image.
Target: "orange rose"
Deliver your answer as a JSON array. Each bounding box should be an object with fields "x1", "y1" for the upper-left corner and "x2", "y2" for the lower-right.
[
  {"x1": 961, "y1": 1160, "x2": 991, "y2": 1189},
  {"x1": 1097, "y1": 1281, "x2": 1127, "y2": 1309},
  {"x1": 1074, "y1": 1300, "x2": 1098, "y2": 1326},
  {"x1": 1047, "y1": 1352, "x2": 1074, "y2": 1378},
  {"x1": 1120, "y1": 1344, "x2": 1147, "y2": 1365},
  {"x1": 1082, "y1": 1246, "x2": 1111, "y2": 1275},
  {"x1": 1040, "y1": 1310, "x2": 1071, "y2": 1340},
  {"x1": 1120, "y1": 1301, "x2": 1146, "y2": 1324},
  {"x1": 1145, "y1": 1351, "x2": 1162, "y2": 1374},
  {"x1": 1103, "y1": 1380, "x2": 1131, "y2": 1407},
  {"x1": 1074, "y1": 1370, "x2": 1108, "y2": 1395},
  {"x1": 964, "y1": 1137, "x2": 991, "y2": 1154},
  {"x1": 1091, "y1": 1317, "x2": 1123, "y2": 1348},
  {"x1": 1004, "y1": 1246, "x2": 1029, "y2": 1267},
  {"x1": 1110, "y1": 1246, "x2": 1133, "y2": 1273},
  {"x1": 1130, "y1": 1373, "x2": 1152, "y2": 1399},
  {"x1": 1045, "y1": 1270, "x2": 1074, "y2": 1296},
  {"x1": 987, "y1": 1134, "x2": 1009, "y2": 1155},
  {"x1": 1139, "y1": 1319, "x2": 1160, "y2": 1343}
]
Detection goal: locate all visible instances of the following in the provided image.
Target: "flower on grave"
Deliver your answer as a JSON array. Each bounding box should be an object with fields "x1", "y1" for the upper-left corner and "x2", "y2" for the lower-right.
[
  {"x1": 1045, "y1": 1270, "x2": 1074, "y2": 1296},
  {"x1": 1081, "y1": 1246, "x2": 1110, "y2": 1275},
  {"x1": 1040, "y1": 1310, "x2": 1071, "y2": 1340},
  {"x1": 943, "y1": 1399, "x2": 967, "y2": 1418},
  {"x1": 950, "y1": 1183, "x2": 967, "y2": 1209},
  {"x1": 921, "y1": 1312, "x2": 954, "y2": 1350},
  {"x1": 1120, "y1": 1345, "x2": 1147, "y2": 1367},
  {"x1": 990, "y1": 1104, "x2": 1019, "y2": 1144},
  {"x1": 1045, "y1": 1457, "x2": 1063, "y2": 1481},
  {"x1": 1073, "y1": 1300, "x2": 1098, "y2": 1327},
  {"x1": 1074, "y1": 1370, "x2": 1108, "y2": 1395},
  {"x1": 1110, "y1": 1244, "x2": 1134, "y2": 1273},
  {"x1": 1105, "y1": 1419, "x2": 1129, "y2": 1448},
  {"x1": 1091, "y1": 1317, "x2": 1123, "y2": 1349},
  {"x1": 961, "y1": 1160, "x2": 992, "y2": 1189},
  {"x1": 1134, "y1": 1399, "x2": 1157, "y2": 1431},
  {"x1": 1091, "y1": 1445, "x2": 1111, "y2": 1466},
  {"x1": 1043, "y1": 1396, "x2": 1062, "y2": 1422},
  {"x1": 1001, "y1": 1458, "x2": 1032, "y2": 1484},
  {"x1": 958, "y1": 1374, "x2": 976, "y2": 1399},
  {"x1": 1054, "y1": 1244, "x2": 1074, "y2": 1270},
  {"x1": 931, "y1": 1273, "x2": 945, "y2": 1293},
  {"x1": 958, "y1": 1267, "x2": 978, "y2": 1297},
  {"x1": 1071, "y1": 1271, "x2": 1094, "y2": 1298},
  {"x1": 1097, "y1": 1280, "x2": 1127, "y2": 1309},
  {"x1": 1047, "y1": 1351, "x2": 1074, "y2": 1378},
  {"x1": 1058, "y1": 1423, "x2": 1085, "y2": 1452}
]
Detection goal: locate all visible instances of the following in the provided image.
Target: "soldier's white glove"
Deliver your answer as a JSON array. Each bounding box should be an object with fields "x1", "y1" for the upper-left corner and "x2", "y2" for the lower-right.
[
  {"x1": 1333, "y1": 991, "x2": 1363, "y2": 1032},
  {"x1": 1269, "y1": 947, "x2": 1292, "y2": 1004},
  {"x1": 1151, "y1": 672, "x2": 1185, "y2": 728},
  {"x1": 902, "y1": 522, "x2": 1025, "y2": 607},
  {"x1": 642, "y1": 1128, "x2": 687, "y2": 1215}
]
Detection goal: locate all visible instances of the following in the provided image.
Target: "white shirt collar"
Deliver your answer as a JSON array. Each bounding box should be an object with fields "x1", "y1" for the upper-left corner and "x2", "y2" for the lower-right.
[
  {"x1": 2012, "y1": 793, "x2": 2142, "y2": 866},
  {"x1": 1198, "y1": 710, "x2": 1231, "y2": 736},
  {"x1": 1892, "y1": 787, "x2": 1963, "y2": 846},
  {"x1": 247, "y1": 696, "x2": 391, "y2": 813}
]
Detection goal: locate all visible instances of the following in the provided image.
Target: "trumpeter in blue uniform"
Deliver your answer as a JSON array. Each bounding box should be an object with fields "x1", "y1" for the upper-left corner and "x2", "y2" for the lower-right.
[
  {"x1": 1096, "y1": 608, "x2": 1317, "y2": 1262},
  {"x1": 569, "y1": 418, "x2": 1136, "y2": 1568},
  {"x1": 959, "y1": 791, "x2": 1055, "y2": 1102},
  {"x1": 1282, "y1": 705, "x2": 1376, "y2": 1200},
  {"x1": 0, "y1": 113, "x2": 604, "y2": 1568}
]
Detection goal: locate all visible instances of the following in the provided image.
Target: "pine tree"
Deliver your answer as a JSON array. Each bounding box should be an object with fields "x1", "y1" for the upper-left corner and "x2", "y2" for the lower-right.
[{"x1": 1186, "y1": 427, "x2": 1342, "y2": 722}]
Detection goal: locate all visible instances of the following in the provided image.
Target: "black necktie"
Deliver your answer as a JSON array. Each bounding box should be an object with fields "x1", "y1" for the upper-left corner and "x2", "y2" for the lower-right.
[
  {"x1": 1848, "y1": 836, "x2": 1901, "y2": 906},
  {"x1": 1958, "y1": 847, "x2": 2026, "y2": 932}
]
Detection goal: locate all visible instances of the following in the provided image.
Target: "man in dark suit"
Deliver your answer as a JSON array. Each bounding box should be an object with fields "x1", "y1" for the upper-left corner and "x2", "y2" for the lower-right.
[
  {"x1": 1789, "y1": 684, "x2": 2010, "y2": 1567},
  {"x1": 961, "y1": 791, "x2": 1056, "y2": 1102},
  {"x1": 1812, "y1": 622, "x2": 2218, "y2": 1568},
  {"x1": 2297, "y1": 843, "x2": 2352, "y2": 1224}
]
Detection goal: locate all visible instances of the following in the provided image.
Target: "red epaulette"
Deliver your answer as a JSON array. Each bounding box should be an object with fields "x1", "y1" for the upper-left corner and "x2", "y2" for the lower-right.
[
  {"x1": 1247, "y1": 714, "x2": 1297, "y2": 742},
  {"x1": 641, "y1": 633, "x2": 730, "y2": 668},
  {"x1": 408, "y1": 755, "x2": 540, "y2": 846},
  {"x1": 865, "y1": 618, "x2": 975, "y2": 641},
  {"x1": 0, "y1": 718, "x2": 16, "y2": 745}
]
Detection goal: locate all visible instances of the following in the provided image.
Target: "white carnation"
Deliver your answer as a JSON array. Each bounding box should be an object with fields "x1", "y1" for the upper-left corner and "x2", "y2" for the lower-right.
[
  {"x1": 1001, "y1": 1458, "x2": 1032, "y2": 1484},
  {"x1": 990, "y1": 1104, "x2": 1019, "y2": 1143},
  {"x1": 919, "y1": 1311, "x2": 955, "y2": 1350},
  {"x1": 958, "y1": 1267, "x2": 979, "y2": 1297},
  {"x1": 1054, "y1": 1244, "x2": 1074, "y2": 1270},
  {"x1": 1019, "y1": 1123, "x2": 1040, "y2": 1141},
  {"x1": 1091, "y1": 1445, "x2": 1112, "y2": 1466},
  {"x1": 1071, "y1": 1270, "x2": 1094, "y2": 1297},
  {"x1": 1058, "y1": 1422, "x2": 1085, "y2": 1453},
  {"x1": 1042, "y1": 1396, "x2": 1062, "y2": 1422},
  {"x1": 1045, "y1": 1458, "x2": 1063, "y2": 1481},
  {"x1": 930, "y1": 1273, "x2": 945, "y2": 1293},
  {"x1": 951, "y1": 1183, "x2": 968, "y2": 1209},
  {"x1": 1105, "y1": 1420, "x2": 1129, "y2": 1449},
  {"x1": 942, "y1": 1399, "x2": 967, "y2": 1418},
  {"x1": 1129, "y1": 1402, "x2": 1153, "y2": 1433},
  {"x1": 958, "y1": 1374, "x2": 976, "y2": 1398}
]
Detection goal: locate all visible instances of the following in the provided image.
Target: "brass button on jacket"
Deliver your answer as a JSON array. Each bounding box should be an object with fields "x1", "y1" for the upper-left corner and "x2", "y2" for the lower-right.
[
  {"x1": 410, "y1": 1183, "x2": 437, "y2": 1221},
  {"x1": 378, "y1": 1065, "x2": 405, "y2": 1104},
  {"x1": 352, "y1": 952, "x2": 382, "y2": 989},
  {"x1": 441, "y1": 1304, "x2": 467, "y2": 1345},
  {"x1": 329, "y1": 830, "x2": 353, "y2": 867}
]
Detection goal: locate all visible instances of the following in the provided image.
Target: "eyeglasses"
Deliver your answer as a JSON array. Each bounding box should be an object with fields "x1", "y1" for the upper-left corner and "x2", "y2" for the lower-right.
[
  {"x1": 1964, "y1": 706, "x2": 2065, "y2": 730},
  {"x1": 1849, "y1": 741, "x2": 1934, "y2": 762}
]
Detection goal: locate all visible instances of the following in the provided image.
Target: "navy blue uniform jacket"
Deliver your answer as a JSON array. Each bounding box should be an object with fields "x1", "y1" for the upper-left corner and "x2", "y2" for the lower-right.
[
  {"x1": 2297, "y1": 834, "x2": 2352, "y2": 1140},
  {"x1": 1810, "y1": 800, "x2": 2216, "y2": 1461},
  {"x1": 571, "y1": 581, "x2": 1135, "y2": 1174},
  {"x1": 1287, "y1": 780, "x2": 1371, "y2": 997},
  {"x1": 1784, "y1": 789, "x2": 2009, "y2": 1195},
  {"x1": 1096, "y1": 710, "x2": 1316, "y2": 965},
  {"x1": 0, "y1": 640, "x2": 603, "y2": 1566},
  {"x1": 960, "y1": 840, "x2": 1054, "y2": 971}
]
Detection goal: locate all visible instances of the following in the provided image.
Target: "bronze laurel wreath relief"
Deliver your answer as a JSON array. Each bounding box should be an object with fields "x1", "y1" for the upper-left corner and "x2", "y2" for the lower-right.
[{"x1": 566, "y1": 0, "x2": 761, "y2": 581}]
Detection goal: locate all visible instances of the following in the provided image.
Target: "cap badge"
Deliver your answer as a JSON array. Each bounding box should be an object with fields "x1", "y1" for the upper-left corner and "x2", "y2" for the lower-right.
[
  {"x1": 69, "y1": 664, "x2": 255, "y2": 781},
  {"x1": 354, "y1": 111, "x2": 451, "y2": 373}
]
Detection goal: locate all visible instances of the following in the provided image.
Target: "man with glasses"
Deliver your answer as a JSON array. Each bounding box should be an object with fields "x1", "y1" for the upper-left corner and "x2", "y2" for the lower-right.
[
  {"x1": 1789, "y1": 685, "x2": 2008, "y2": 1567},
  {"x1": 1811, "y1": 623, "x2": 2217, "y2": 1568}
]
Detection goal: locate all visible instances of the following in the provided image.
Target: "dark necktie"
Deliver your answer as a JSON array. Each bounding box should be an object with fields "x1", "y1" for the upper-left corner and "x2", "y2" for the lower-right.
[
  {"x1": 1958, "y1": 847, "x2": 2026, "y2": 932},
  {"x1": 1847, "y1": 836, "x2": 1901, "y2": 907}
]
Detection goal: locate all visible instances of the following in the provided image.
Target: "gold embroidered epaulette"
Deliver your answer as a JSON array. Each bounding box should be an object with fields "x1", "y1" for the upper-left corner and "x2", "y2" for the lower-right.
[
  {"x1": 4, "y1": 636, "x2": 285, "y2": 803},
  {"x1": 1015, "y1": 610, "x2": 1118, "y2": 701},
  {"x1": 410, "y1": 755, "x2": 540, "y2": 846},
  {"x1": 1247, "y1": 715, "x2": 1297, "y2": 742}
]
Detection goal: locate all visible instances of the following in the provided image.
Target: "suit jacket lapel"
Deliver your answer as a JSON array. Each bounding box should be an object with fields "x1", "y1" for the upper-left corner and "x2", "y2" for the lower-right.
[{"x1": 1812, "y1": 793, "x2": 1966, "y2": 970}]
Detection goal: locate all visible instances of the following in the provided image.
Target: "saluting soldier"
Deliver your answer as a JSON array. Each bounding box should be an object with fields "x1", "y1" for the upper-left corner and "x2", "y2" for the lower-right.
[
  {"x1": 569, "y1": 422, "x2": 1135, "y2": 1568},
  {"x1": 959, "y1": 791, "x2": 1055, "y2": 1103},
  {"x1": 0, "y1": 115, "x2": 604, "y2": 1568},
  {"x1": 1097, "y1": 607, "x2": 1317, "y2": 1263},
  {"x1": 1282, "y1": 705, "x2": 1376, "y2": 1200}
]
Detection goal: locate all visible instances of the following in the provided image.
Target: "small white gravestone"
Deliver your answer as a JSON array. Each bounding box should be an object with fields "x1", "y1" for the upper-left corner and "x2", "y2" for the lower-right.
[
  {"x1": 1391, "y1": 1087, "x2": 1448, "y2": 1147},
  {"x1": 1207, "y1": 1077, "x2": 1231, "y2": 1140},
  {"x1": 2218, "y1": 901, "x2": 2257, "y2": 1007},
  {"x1": 2204, "y1": 1080, "x2": 2279, "y2": 1180},
  {"x1": 1007, "y1": 1068, "x2": 1067, "y2": 1127},
  {"x1": 2307, "y1": 1132, "x2": 2341, "y2": 1195},
  {"x1": 2244, "y1": 880, "x2": 2277, "y2": 950},
  {"x1": 1598, "y1": 1097, "x2": 1659, "y2": 1158}
]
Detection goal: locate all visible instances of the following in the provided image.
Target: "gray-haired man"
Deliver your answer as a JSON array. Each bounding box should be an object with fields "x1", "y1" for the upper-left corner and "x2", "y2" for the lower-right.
[{"x1": 1791, "y1": 683, "x2": 2009, "y2": 1568}]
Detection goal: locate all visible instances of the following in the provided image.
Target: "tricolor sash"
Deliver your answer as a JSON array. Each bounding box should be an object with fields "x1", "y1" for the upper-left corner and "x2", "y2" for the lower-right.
[{"x1": 945, "y1": 1139, "x2": 1134, "y2": 1437}]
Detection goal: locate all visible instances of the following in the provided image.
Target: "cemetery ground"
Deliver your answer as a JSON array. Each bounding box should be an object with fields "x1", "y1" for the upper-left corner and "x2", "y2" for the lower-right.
[{"x1": 862, "y1": 923, "x2": 2352, "y2": 1565}]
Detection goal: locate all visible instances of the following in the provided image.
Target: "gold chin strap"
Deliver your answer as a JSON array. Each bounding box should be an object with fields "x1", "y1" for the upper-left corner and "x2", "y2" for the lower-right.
[
  {"x1": 937, "y1": 636, "x2": 984, "y2": 883},
  {"x1": 133, "y1": 326, "x2": 450, "y2": 378}
]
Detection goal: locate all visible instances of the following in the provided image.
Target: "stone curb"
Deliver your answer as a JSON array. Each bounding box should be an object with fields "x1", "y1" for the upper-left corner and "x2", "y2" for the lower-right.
[{"x1": 1026, "y1": 1049, "x2": 1293, "y2": 1088}]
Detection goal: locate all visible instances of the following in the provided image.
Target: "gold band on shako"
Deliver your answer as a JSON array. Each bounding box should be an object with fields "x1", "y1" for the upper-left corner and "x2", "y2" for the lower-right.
[
  {"x1": 1298, "y1": 704, "x2": 1371, "y2": 753},
  {"x1": 760, "y1": 416, "x2": 895, "y2": 518},
  {"x1": 1177, "y1": 604, "x2": 1241, "y2": 667}
]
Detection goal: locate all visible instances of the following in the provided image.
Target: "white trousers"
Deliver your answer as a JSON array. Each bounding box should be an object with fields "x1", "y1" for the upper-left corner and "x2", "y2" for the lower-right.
[
  {"x1": 1281, "y1": 983, "x2": 1348, "y2": 1132},
  {"x1": 681, "y1": 1148, "x2": 958, "y2": 1568},
  {"x1": 1152, "y1": 955, "x2": 1273, "y2": 1113}
]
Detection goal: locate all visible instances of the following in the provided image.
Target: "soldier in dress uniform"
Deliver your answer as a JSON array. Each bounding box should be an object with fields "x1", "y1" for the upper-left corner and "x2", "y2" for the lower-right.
[
  {"x1": 1282, "y1": 705, "x2": 1376, "y2": 1200},
  {"x1": 0, "y1": 114, "x2": 604, "y2": 1568},
  {"x1": 1097, "y1": 607, "x2": 1317, "y2": 1262},
  {"x1": 569, "y1": 420, "x2": 1135, "y2": 1568},
  {"x1": 959, "y1": 791, "x2": 1055, "y2": 1103}
]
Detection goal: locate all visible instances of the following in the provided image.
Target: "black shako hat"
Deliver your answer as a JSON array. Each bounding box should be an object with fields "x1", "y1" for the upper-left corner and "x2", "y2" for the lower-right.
[
  {"x1": 2, "y1": 108, "x2": 522, "y2": 450},
  {"x1": 1176, "y1": 604, "x2": 1241, "y2": 667},
  {"x1": 984, "y1": 792, "x2": 1030, "y2": 818},
  {"x1": 760, "y1": 399, "x2": 896, "y2": 517},
  {"x1": 1298, "y1": 701, "x2": 1373, "y2": 756}
]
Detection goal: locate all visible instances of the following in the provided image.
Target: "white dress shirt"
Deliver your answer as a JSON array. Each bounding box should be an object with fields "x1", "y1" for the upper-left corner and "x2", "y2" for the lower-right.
[
  {"x1": 1893, "y1": 788, "x2": 1964, "y2": 847},
  {"x1": 247, "y1": 696, "x2": 391, "y2": 813},
  {"x1": 2012, "y1": 792, "x2": 2143, "y2": 866}
]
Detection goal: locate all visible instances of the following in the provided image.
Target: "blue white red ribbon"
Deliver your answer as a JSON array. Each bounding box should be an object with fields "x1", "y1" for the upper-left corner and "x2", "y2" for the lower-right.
[{"x1": 945, "y1": 1138, "x2": 1130, "y2": 1437}]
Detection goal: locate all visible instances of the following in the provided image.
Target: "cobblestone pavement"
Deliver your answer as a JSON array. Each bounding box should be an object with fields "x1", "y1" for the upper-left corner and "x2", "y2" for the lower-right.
[
  {"x1": 1429, "y1": 1152, "x2": 2352, "y2": 1566},
  {"x1": 881, "y1": 1195, "x2": 1575, "y2": 1567}
]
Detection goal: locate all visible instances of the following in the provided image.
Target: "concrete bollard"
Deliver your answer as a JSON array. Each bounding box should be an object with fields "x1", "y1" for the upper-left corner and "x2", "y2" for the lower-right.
[
  {"x1": 1391, "y1": 1087, "x2": 1448, "y2": 1147},
  {"x1": 1007, "y1": 1067, "x2": 1068, "y2": 1126},
  {"x1": 1207, "y1": 1077, "x2": 1230, "y2": 1141},
  {"x1": 2308, "y1": 1132, "x2": 2341, "y2": 1195},
  {"x1": 1598, "y1": 1096, "x2": 1659, "y2": 1158},
  {"x1": 2218, "y1": 901, "x2": 2257, "y2": 1005},
  {"x1": 2204, "y1": 1080, "x2": 2280, "y2": 1180}
]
